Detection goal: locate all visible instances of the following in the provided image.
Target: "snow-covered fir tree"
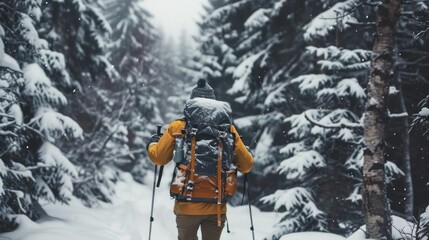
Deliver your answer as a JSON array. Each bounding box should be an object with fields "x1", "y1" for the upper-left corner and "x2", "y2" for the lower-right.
[
  {"x1": 35, "y1": 0, "x2": 127, "y2": 206},
  {"x1": 196, "y1": 0, "x2": 411, "y2": 238},
  {"x1": 0, "y1": 0, "x2": 82, "y2": 228},
  {"x1": 100, "y1": 0, "x2": 164, "y2": 184}
]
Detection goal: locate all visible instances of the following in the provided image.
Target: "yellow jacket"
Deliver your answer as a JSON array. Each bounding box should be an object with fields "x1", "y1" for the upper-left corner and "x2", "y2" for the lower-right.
[{"x1": 148, "y1": 120, "x2": 254, "y2": 215}]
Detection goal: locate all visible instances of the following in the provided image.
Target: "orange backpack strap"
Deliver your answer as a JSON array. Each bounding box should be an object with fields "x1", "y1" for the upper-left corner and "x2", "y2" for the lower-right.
[
  {"x1": 186, "y1": 128, "x2": 198, "y2": 200},
  {"x1": 216, "y1": 131, "x2": 226, "y2": 227}
]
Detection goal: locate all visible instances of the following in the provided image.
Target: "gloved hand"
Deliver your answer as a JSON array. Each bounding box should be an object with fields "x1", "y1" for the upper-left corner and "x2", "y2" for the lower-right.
[{"x1": 146, "y1": 134, "x2": 161, "y2": 151}]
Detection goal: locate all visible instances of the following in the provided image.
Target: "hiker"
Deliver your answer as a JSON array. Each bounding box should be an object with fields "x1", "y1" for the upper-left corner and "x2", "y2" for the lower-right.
[{"x1": 147, "y1": 79, "x2": 254, "y2": 240}]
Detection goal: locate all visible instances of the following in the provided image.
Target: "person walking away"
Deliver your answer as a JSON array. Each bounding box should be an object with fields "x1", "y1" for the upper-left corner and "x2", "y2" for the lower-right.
[{"x1": 147, "y1": 79, "x2": 254, "y2": 240}]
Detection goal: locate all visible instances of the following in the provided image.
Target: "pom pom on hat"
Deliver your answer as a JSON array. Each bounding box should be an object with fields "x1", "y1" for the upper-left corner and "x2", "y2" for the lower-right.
[
  {"x1": 190, "y1": 79, "x2": 216, "y2": 99},
  {"x1": 197, "y1": 78, "x2": 206, "y2": 88}
]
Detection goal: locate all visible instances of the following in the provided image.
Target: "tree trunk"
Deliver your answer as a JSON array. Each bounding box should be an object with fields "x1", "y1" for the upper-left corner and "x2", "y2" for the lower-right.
[
  {"x1": 363, "y1": 0, "x2": 401, "y2": 239},
  {"x1": 396, "y1": 74, "x2": 414, "y2": 219}
]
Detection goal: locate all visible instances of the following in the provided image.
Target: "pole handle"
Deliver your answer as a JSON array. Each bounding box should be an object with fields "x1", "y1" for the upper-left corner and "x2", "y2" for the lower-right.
[
  {"x1": 155, "y1": 125, "x2": 163, "y2": 188},
  {"x1": 157, "y1": 125, "x2": 162, "y2": 136}
]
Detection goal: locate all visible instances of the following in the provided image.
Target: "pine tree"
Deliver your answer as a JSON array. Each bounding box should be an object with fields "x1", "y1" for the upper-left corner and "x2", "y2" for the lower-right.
[
  {"x1": 196, "y1": 0, "x2": 412, "y2": 238},
  {"x1": 100, "y1": 0, "x2": 164, "y2": 184},
  {"x1": 0, "y1": 0, "x2": 82, "y2": 227}
]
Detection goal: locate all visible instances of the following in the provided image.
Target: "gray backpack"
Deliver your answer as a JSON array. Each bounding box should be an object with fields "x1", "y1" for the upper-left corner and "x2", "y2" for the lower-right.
[{"x1": 170, "y1": 98, "x2": 237, "y2": 205}]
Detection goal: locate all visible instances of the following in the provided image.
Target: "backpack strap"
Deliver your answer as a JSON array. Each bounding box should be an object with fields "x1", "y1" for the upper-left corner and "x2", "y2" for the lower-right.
[
  {"x1": 186, "y1": 127, "x2": 198, "y2": 200},
  {"x1": 216, "y1": 131, "x2": 227, "y2": 227}
]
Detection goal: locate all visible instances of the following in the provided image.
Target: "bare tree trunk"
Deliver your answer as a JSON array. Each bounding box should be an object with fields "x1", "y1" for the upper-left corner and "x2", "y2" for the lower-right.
[
  {"x1": 363, "y1": 0, "x2": 401, "y2": 239},
  {"x1": 396, "y1": 75, "x2": 414, "y2": 219}
]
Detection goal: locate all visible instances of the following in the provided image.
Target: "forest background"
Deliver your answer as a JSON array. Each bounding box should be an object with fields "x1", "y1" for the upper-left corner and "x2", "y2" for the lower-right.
[{"x1": 0, "y1": 0, "x2": 428, "y2": 239}]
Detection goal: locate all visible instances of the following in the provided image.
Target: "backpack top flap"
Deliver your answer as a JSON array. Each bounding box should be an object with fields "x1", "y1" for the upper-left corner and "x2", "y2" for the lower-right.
[{"x1": 184, "y1": 98, "x2": 232, "y2": 128}]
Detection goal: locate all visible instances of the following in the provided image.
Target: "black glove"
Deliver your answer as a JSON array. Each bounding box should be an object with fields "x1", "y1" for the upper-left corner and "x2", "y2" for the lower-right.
[{"x1": 146, "y1": 134, "x2": 161, "y2": 151}]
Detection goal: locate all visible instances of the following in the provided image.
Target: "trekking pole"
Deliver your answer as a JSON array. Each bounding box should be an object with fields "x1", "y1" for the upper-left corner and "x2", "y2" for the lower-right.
[
  {"x1": 148, "y1": 164, "x2": 157, "y2": 240},
  {"x1": 148, "y1": 125, "x2": 162, "y2": 240},
  {"x1": 156, "y1": 126, "x2": 164, "y2": 187},
  {"x1": 245, "y1": 173, "x2": 256, "y2": 240}
]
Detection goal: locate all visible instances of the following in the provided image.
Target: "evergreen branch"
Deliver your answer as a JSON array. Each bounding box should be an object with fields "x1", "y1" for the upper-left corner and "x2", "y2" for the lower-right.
[
  {"x1": 346, "y1": 21, "x2": 376, "y2": 26},
  {"x1": 318, "y1": 1, "x2": 378, "y2": 21},
  {"x1": 11, "y1": 164, "x2": 51, "y2": 171},
  {"x1": 21, "y1": 124, "x2": 47, "y2": 141},
  {"x1": 4, "y1": 189, "x2": 26, "y2": 213},
  {"x1": 396, "y1": 56, "x2": 427, "y2": 66},
  {"x1": 0, "y1": 120, "x2": 15, "y2": 128},
  {"x1": 73, "y1": 176, "x2": 95, "y2": 184},
  {"x1": 0, "y1": 66, "x2": 23, "y2": 75},
  {"x1": 400, "y1": 49, "x2": 429, "y2": 56},
  {"x1": 0, "y1": 130, "x2": 17, "y2": 137},
  {"x1": 0, "y1": 113, "x2": 14, "y2": 119},
  {"x1": 319, "y1": 9, "x2": 359, "y2": 20},
  {"x1": 0, "y1": 144, "x2": 15, "y2": 157},
  {"x1": 304, "y1": 110, "x2": 362, "y2": 129},
  {"x1": 415, "y1": 26, "x2": 429, "y2": 39},
  {"x1": 117, "y1": 93, "x2": 131, "y2": 120}
]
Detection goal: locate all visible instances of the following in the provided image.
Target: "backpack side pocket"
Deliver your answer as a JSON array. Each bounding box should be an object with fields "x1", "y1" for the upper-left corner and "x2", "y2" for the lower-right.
[{"x1": 225, "y1": 169, "x2": 237, "y2": 197}]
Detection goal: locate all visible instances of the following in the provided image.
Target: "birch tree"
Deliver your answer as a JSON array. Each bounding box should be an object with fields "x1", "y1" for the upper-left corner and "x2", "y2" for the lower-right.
[{"x1": 362, "y1": 0, "x2": 401, "y2": 239}]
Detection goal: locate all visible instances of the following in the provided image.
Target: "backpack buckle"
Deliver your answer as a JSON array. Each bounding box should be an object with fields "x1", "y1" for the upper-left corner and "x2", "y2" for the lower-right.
[
  {"x1": 187, "y1": 180, "x2": 194, "y2": 191},
  {"x1": 218, "y1": 131, "x2": 227, "y2": 140},
  {"x1": 190, "y1": 128, "x2": 198, "y2": 136}
]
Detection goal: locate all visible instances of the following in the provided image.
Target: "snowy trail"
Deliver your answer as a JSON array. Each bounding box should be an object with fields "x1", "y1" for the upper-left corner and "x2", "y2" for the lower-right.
[
  {"x1": 5, "y1": 167, "x2": 413, "y2": 240},
  {"x1": 0, "y1": 166, "x2": 278, "y2": 240}
]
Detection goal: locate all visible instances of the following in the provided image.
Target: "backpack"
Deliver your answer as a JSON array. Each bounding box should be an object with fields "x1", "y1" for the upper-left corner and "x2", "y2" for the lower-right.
[{"x1": 170, "y1": 98, "x2": 238, "y2": 212}]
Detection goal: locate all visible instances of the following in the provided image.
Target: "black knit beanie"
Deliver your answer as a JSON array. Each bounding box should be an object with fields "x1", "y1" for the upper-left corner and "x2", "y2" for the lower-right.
[{"x1": 190, "y1": 79, "x2": 216, "y2": 99}]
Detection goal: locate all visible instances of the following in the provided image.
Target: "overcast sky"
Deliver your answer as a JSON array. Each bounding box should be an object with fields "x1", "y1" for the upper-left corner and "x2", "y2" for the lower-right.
[{"x1": 142, "y1": 0, "x2": 207, "y2": 39}]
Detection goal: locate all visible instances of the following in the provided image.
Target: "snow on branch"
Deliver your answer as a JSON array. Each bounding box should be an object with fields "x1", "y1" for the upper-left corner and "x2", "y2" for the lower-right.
[
  {"x1": 244, "y1": 8, "x2": 270, "y2": 32},
  {"x1": 336, "y1": 78, "x2": 366, "y2": 99},
  {"x1": 18, "y1": 14, "x2": 47, "y2": 49},
  {"x1": 389, "y1": 86, "x2": 400, "y2": 95},
  {"x1": 39, "y1": 49, "x2": 71, "y2": 86},
  {"x1": 38, "y1": 142, "x2": 78, "y2": 177},
  {"x1": 346, "y1": 185, "x2": 362, "y2": 203},
  {"x1": 279, "y1": 141, "x2": 308, "y2": 156},
  {"x1": 30, "y1": 107, "x2": 83, "y2": 142},
  {"x1": 385, "y1": 161, "x2": 404, "y2": 183},
  {"x1": 389, "y1": 112, "x2": 409, "y2": 118},
  {"x1": 307, "y1": 45, "x2": 341, "y2": 59},
  {"x1": 345, "y1": 147, "x2": 363, "y2": 171},
  {"x1": 206, "y1": 0, "x2": 252, "y2": 26},
  {"x1": 228, "y1": 50, "x2": 265, "y2": 95},
  {"x1": 417, "y1": 107, "x2": 429, "y2": 117},
  {"x1": 5, "y1": 189, "x2": 26, "y2": 213},
  {"x1": 35, "y1": 176, "x2": 55, "y2": 202},
  {"x1": 304, "y1": 0, "x2": 359, "y2": 41},
  {"x1": 9, "y1": 162, "x2": 35, "y2": 182},
  {"x1": 304, "y1": 109, "x2": 362, "y2": 129},
  {"x1": 277, "y1": 150, "x2": 326, "y2": 179},
  {"x1": 284, "y1": 112, "x2": 314, "y2": 139},
  {"x1": 236, "y1": 32, "x2": 262, "y2": 52},
  {"x1": 261, "y1": 187, "x2": 327, "y2": 237},
  {"x1": 23, "y1": 63, "x2": 67, "y2": 107},
  {"x1": 260, "y1": 187, "x2": 314, "y2": 212},
  {"x1": 264, "y1": 82, "x2": 290, "y2": 107},
  {"x1": 291, "y1": 74, "x2": 335, "y2": 95},
  {"x1": 0, "y1": 54, "x2": 22, "y2": 73}
]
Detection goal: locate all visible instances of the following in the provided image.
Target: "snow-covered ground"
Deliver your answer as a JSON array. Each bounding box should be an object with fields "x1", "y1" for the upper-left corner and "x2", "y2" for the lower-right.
[
  {"x1": 0, "y1": 166, "x2": 415, "y2": 240},
  {"x1": 0, "y1": 167, "x2": 279, "y2": 240}
]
